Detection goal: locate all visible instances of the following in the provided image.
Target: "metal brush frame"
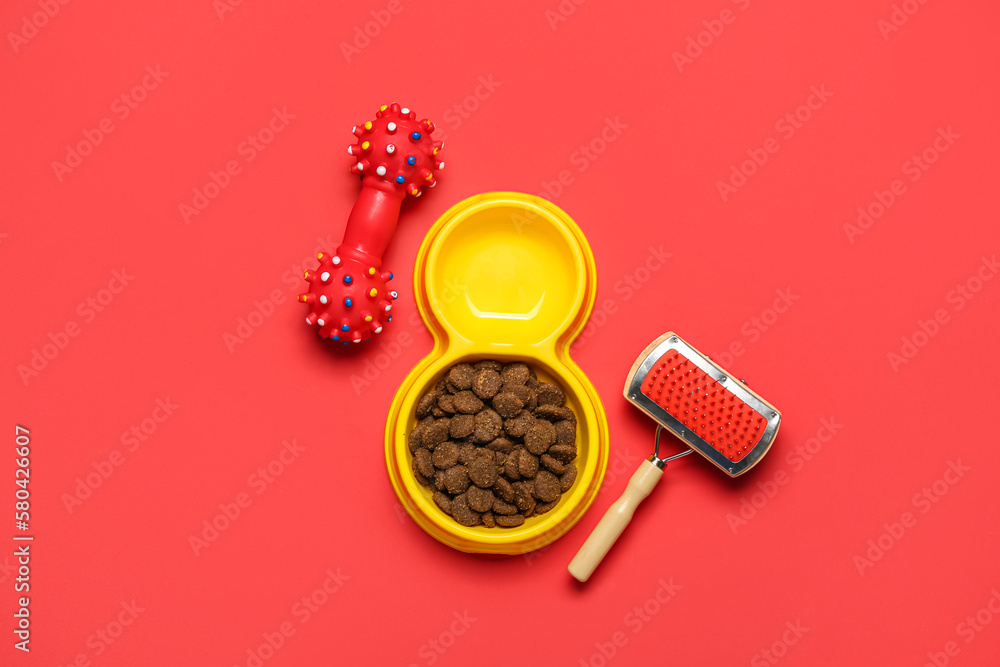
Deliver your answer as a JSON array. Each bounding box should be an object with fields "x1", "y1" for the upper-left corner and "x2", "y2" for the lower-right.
[{"x1": 625, "y1": 333, "x2": 781, "y2": 478}]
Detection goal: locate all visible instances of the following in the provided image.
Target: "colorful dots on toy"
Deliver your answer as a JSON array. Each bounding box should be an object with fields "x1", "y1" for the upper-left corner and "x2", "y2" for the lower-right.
[
  {"x1": 411, "y1": 132, "x2": 421, "y2": 140},
  {"x1": 320, "y1": 295, "x2": 328, "y2": 304},
  {"x1": 387, "y1": 122, "x2": 396, "y2": 132},
  {"x1": 321, "y1": 272, "x2": 331, "y2": 282},
  {"x1": 332, "y1": 256, "x2": 341, "y2": 265},
  {"x1": 396, "y1": 175, "x2": 405, "y2": 183},
  {"x1": 341, "y1": 324, "x2": 349, "y2": 332},
  {"x1": 368, "y1": 267, "x2": 376, "y2": 275},
  {"x1": 344, "y1": 275, "x2": 353, "y2": 284},
  {"x1": 369, "y1": 288, "x2": 378, "y2": 297},
  {"x1": 364, "y1": 121, "x2": 372, "y2": 130},
  {"x1": 407, "y1": 156, "x2": 416, "y2": 165},
  {"x1": 376, "y1": 166, "x2": 386, "y2": 176},
  {"x1": 390, "y1": 290, "x2": 398, "y2": 299},
  {"x1": 387, "y1": 144, "x2": 396, "y2": 154},
  {"x1": 345, "y1": 297, "x2": 353, "y2": 307}
]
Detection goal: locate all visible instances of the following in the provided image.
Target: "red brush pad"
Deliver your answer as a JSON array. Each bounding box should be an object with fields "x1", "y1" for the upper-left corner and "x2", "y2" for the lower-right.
[{"x1": 641, "y1": 351, "x2": 766, "y2": 463}]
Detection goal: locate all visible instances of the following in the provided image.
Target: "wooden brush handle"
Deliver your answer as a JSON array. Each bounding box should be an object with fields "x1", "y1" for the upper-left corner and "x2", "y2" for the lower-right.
[{"x1": 568, "y1": 459, "x2": 664, "y2": 582}]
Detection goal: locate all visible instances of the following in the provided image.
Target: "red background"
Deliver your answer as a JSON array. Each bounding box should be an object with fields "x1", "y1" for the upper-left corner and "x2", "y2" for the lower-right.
[{"x1": 3, "y1": 1, "x2": 999, "y2": 665}]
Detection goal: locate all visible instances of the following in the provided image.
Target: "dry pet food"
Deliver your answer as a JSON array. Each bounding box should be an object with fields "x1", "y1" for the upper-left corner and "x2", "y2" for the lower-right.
[{"x1": 409, "y1": 360, "x2": 579, "y2": 528}]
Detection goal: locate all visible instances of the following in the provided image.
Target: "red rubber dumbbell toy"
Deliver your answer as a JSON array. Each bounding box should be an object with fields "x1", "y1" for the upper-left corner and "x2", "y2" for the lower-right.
[{"x1": 299, "y1": 102, "x2": 443, "y2": 344}]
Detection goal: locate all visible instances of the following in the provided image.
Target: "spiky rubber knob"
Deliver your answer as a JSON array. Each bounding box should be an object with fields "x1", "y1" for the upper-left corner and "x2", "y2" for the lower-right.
[{"x1": 300, "y1": 103, "x2": 443, "y2": 344}]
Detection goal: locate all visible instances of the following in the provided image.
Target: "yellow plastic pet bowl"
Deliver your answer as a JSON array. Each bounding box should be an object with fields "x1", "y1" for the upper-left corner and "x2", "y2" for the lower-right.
[{"x1": 385, "y1": 192, "x2": 609, "y2": 554}]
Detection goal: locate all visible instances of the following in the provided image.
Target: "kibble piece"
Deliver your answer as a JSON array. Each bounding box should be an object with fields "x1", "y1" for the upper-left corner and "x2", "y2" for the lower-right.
[
  {"x1": 433, "y1": 491, "x2": 453, "y2": 515},
  {"x1": 534, "y1": 405, "x2": 574, "y2": 423},
  {"x1": 492, "y1": 498, "x2": 518, "y2": 515},
  {"x1": 486, "y1": 436, "x2": 515, "y2": 453},
  {"x1": 408, "y1": 423, "x2": 426, "y2": 453},
  {"x1": 554, "y1": 420, "x2": 575, "y2": 445},
  {"x1": 512, "y1": 482, "x2": 536, "y2": 514},
  {"x1": 524, "y1": 420, "x2": 556, "y2": 455},
  {"x1": 472, "y1": 369, "x2": 503, "y2": 399},
  {"x1": 492, "y1": 392, "x2": 523, "y2": 419},
  {"x1": 414, "y1": 469, "x2": 430, "y2": 486},
  {"x1": 416, "y1": 391, "x2": 441, "y2": 418},
  {"x1": 503, "y1": 450, "x2": 521, "y2": 480},
  {"x1": 474, "y1": 359, "x2": 503, "y2": 373},
  {"x1": 451, "y1": 493, "x2": 481, "y2": 526},
  {"x1": 559, "y1": 462, "x2": 577, "y2": 492},
  {"x1": 496, "y1": 514, "x2": 525, "y2": 527},
  {"x1": 493, "y1": 477, "x2": 515, "y2": 503},
  {"x1": 501, "y1": 362, "x2": 531, "y2": 386},
  {"x1": 423, "y1": 418, "x2": 451, "y2": 449},
  {"x1": 431, "y1": 405, "x2": 445, "y2": 418},
  {"x1": 535, "y1": 382, "x2": 565, "y2": 406},
  {"x1": 533, "y1": 500, "x2": 558, "y2": 516},
  {"x1": 449, "y1": 414, "x2": 475, "y2": 439},
  {"x1": 452, "y1": 390, "x2": 485, "y2": 414},
  {"x1": 432, "y1": 442, "x2": 460, "y2": 469},
  {"x1": 517, "y1": 449, "x2": 539, "y2": 479},
  {"x1": 447, "y1": 364, "x2": 475, "y2": 391},
  {"x1": 495, "y1": 451, "x2": 507, "y2": 467},
  {"x1": 540, "y1": 454, "x2": 565, "y2": 475},
  {"x1": 467, "y1": 485, "x2": 495, "y2": 512},
  {"x1": 443, "y1": 465, "x2": 471, "y2": 494},
  {"x1": 458, "y1": 443, "x2": 477, "y2": 465},
  {"x1": 468, "y1": 453, "x2": 499, "y2": 488},
  {"x1": 505, "y1": 383, "x2": 533, "y2": 406},
  {"x1": 413, "y1": 449, "x2": 435, "y2": 478},
  {"x1": 504, "y1": 412, "x2": 534, "y2": 439},
  {"x1": 548, "y1": 443, "x2": 577, "y2": 463},
  {"x1": 533, "y1": 470, "x2": 561, "y2": 502},
  {"x1": 481, "y1": 511, "x2": 496, "y2": 528},
  {"x1": 437, "y1": 394, "x2": 456, "y2": 414},
  {"x1": 473, "y1": 409, "x2": 503, "y2": 443},
  {"x1": 434, "y1": 470, "x2": 446, "y2": 491}
]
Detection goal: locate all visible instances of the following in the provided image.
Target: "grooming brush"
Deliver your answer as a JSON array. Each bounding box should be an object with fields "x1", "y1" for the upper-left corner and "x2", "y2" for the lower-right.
[
  {"x1": 568, "y1": 332, "x2": 781, "y2": 582},
  {"x1": 299, "y1": 103, "x2": 444, "y2": 344}
]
